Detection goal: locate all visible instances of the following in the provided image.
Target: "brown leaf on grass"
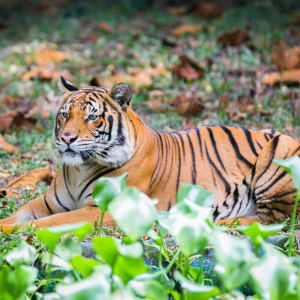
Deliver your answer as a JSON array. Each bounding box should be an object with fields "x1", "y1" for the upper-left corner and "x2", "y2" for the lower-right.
[
  {"x1": 1, "y1": 95, "x2": 14, "y2": 107},
  {"x1": 170, "y1": 24, "x2": 204, "y2": 37},
  {"x1": 171, "y1": 54, "x2": 204, "y2": 81},
  {"x1": 271, "y1": 40, "x2": 300, "y2": 71},
  {"x1": 143, "y1": 90, "x2": 165, "y2": 110},
  {"x1": 92, "y1": 69, "x2": 152, "y2": 91},
  {"x1": 0, "y1": 134, "x2": 19, "y2": 153},
  {"x1": 182, "y1": 118, "x2": 194, "y2": 129},
  {"x1": 143, "y1": 99, "x2": 162, "y2": 110},
  {"x1": 190, "y1": 2, "x2": 223, "y2": 19},
  {"x1": 8, "y1": 166, "x2": 55, "y2": 190},
  {"x1": 262, "y1": 70, "x2": 300, "y2": 85},
  {"x1": 237, "y1": 95, "x2": 254, "y2": 113},
  {"x1": 148, "y1": 62, "x2": 168, "y2": 77},
  {"x1": 34, "y1": 49, "x2": 66, "y2": 66},
  {"x1": 170, "y1": 94, "x2": 205, "y2": 116},
  {"x1": 291, "y1": 12, "x2": 300, "y2": 24},
  {"x1": 22, "y1": 67, "x2": 74, "y2": 83},
  {"x1": 290, "y1": 28, "x2": 300, "y2": 40},
  {"x1": 98, "y1": 22, "x2": 113, "y2": 33},
  {"x1": 0, "y1": 111, "x2": 36, "y2": 133},
  {"x1": 166, "y1": 6, "x2": 188, "y2": 16},
  {"x1": 217, "y1": 29, "x2": 251, "y2": 47}
]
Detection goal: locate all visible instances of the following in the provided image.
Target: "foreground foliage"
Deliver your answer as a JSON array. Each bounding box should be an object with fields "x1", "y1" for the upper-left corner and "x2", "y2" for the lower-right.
[{"x1": 0, "y1": 157, "x2": 300, "y2": 299}]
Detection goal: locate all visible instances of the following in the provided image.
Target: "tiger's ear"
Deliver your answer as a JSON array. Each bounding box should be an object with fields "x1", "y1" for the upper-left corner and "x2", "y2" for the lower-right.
[
  {"x1": 109, "y1": 83, "x2": 132, "y2": 111},
  {"x1": 58, "y1": 76, "x2": 78, "y2": 93}
]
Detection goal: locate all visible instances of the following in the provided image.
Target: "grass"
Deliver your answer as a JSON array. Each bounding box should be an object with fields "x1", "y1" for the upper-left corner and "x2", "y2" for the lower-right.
[{"x1": 0, "y1": 0, "x2": 300, "y2": 252}]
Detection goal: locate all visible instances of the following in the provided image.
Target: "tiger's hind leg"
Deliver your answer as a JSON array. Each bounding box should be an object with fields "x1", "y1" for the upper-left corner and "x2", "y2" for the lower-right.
[{"x1": 215, "y1": 134, "x2": 300, "y2": 225}]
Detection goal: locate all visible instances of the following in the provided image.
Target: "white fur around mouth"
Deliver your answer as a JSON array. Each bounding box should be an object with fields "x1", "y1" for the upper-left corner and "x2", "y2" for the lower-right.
[{"x1": 99, "y1": 133, "x2": 109, "y2": 142}]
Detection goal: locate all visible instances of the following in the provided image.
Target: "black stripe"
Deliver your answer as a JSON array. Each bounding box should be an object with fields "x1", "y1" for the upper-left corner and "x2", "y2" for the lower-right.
[
  {"x1": 44, "y1": 194, "x2": 54, "y2": 214},
  {"x1": 54, "y1": 177, "x2": 70, "y2": 211},
  {"x1": 256, "y1": 170, "x2": 287, "y2": 196},
  {"x1": 242, "y1": 128, "x2": 258, "y2": 157},
  {"x1": 186, "y1": 131, "x2": 196, "y2": 184},
  {"x1": 150, "y1": 131, "x2": 161, "y2": 188},
  {"x1": 207, "y1": 127, "x2": 227, "y2": 173},
  {"x1": 78, "y1": 168, "x2": 114, "y2": 201},
  {"x1": 194, "y1": 128, "x2": 203, "y2": 157},
  {"x1": 205, "y1": 144, "x2": 231, "y2": 197},
  {"x1": 271, "y1": 129, "x2": 276, "y2": 135},
  {"x1": 173, "y1": 132, "x2": 185, "y2": 160},
  {"x1": 221, "y1": 126, "x2": 253, "y2": 168},
  {"x1": 256, "y1": 141, "x2": 263, "y2": 150},
  {"x1": 172, "y1": 134, "x2": 182, "y2": 192},
  {"x1": 63, "y1": 165, "x2": 76, "y2": 203}
]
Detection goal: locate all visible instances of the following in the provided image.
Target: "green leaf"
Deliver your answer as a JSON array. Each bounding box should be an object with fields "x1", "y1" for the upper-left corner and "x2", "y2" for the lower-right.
[
  {"x1": 176, "y1": 183, "x2": 214, "y2": 208},
  {"x1": 57, "y1": 275, "x2": 111, "y2": 300},
  {"x1": 211, "y1": 231, "x2": 256, "y2": 291},
  {"x1": 250, "y1": 242, "x2": 297, "y2": 300},
  {"x1": 93, "y1": 236, "x2": 119, "y2": 267},
  {"x1": 168, "y1": 199, "x2": 212, "y2": 256},
  {"x1": 274, "y1": 157, "x2": 300, "y2": 193},
  {"x1": 42, "y1": 253, "x2": 72, "y2": 270},
  {"x1": 113, "y1": 255, "x2": 148, "y2": 284},
  {"x1": 156, "y1": 211, "x2": 169, "y2": 239},
  {"x1": 55, "y1": 238, "x2": 82, "y2": 263},
  {"x1": 237, "y1": 222, "x2": 284, "y2": 253},
  {"x1": 92, "y1": 173, "x2": 128, "y2": 212},
  {"x1": 71, "y1": 256, "x2": 101, "y2": 278},
  {"x1": 174, "y1": 271, "x2": 220, "y2": 299},
  {"x1": 129, "y1": 279, "x2": 169, "y2": 300},
  {"x1": 38, "y1": 222, "x2": 93, "y2": 252},
  {"x1": 5, "y1": 239, "x2": 36, "y2": 268},
  {"x1": 0, "y1": 265, "x2": 38, "y2": 300},
  {"x1": 114, "y1": 239, "x2": 144, "y2": 258},
  {"x1": 108, "y1": 187, "x2": 157, "y2": 242},
  {"x1": 146, "y1": 229, "x2": 162, "y2": 245}
]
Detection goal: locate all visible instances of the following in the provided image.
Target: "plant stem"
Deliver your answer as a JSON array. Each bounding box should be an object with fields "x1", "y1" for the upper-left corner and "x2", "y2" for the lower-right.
[
  {"x1": 196, "y1": 248, "x2": 204, "y2": 283},
  {"x1": 158, "y1": 243, "x2": 163, "y2": 269},
  {"x1": 165, "y1": 247, "x2": 181, "y2": 274},
  {"x1": 73, "y1": 269, "x2": 82, "y2": 281},
  {"x1": 288, "y1": 193, "x2": 300, "y2": 257},
  {"x1": 182, "y1": 255, "x2": 189, "y2": 277},
  {"x1": 99, "y1": 210, "x2": 104, "y2": 236}
]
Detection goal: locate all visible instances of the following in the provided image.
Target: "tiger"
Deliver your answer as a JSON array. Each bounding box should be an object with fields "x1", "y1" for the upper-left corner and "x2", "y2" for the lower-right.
[{"x1": 1, "y1": 75, "x2": 300, "y2": 233}]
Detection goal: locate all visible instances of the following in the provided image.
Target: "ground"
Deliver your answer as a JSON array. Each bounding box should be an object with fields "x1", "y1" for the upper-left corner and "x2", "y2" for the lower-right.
[{"x1": 0, "y1": 0, "x2": 300, "y2": 225}]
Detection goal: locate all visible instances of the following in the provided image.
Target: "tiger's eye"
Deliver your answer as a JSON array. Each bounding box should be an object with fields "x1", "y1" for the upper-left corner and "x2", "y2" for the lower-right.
[
  {"x1": 61, "y1": 112, "x2": 68, "y2": 119},
  {"x1": 89, "y1": 114, "x2": 98, "y2": 121}
]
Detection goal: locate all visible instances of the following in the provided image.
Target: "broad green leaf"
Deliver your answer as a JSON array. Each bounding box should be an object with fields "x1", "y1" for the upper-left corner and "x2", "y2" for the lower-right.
[
  {"x1": 71, "y1": 256, "x2": 101, "y2": 278},
  {"x1": 114, "y1": 239, "x2": 144, "y2": 258},
  {"x1": 108, "y1": 187, "x2": 157, "y2": 242},
  {"x1": 38, "y1": 222, "x2": 92, "y2": 252},
  {"x1": 176, "y1": 183, "x2": 214, "y2": 208},
  {"x1": 250, "y1": 242, "x2": 297, "y2": 300},
  {"x1": 93, "y1": 236, "x2": 119, "y2": 267},
  {"x1": 211, "y1": 231, "x2": 256, "y2": 291},
  {"x1": 36, "y1": 292, "x2": 62, "y2": 300},
  {"x1": 174, "y1": 271, "x2": 220, "y2": 299},
  {"x1": 55, "y1": 238, "x2": 82, "y2": 263},
  {"x1": 42, "y1": 253, "x2": 72, "y2": 270},
  {"x1": 146, "y1": 228, "x2": 162, "y2": 245},
  {"x1": 274, "y1": 157, "x2": 300, "y2": 193},
  {"x1": 129, "y1": 279, "x2": 169, "y2": 300},
  {"x1": 113, "y1": 255, "x2": 148, "y2": 284},
  {"x1": 156, "y1": 211, "x2": 169, "y2": 238},
  {"x1": 168, "y1": 199, "x2": 212, "y2": 256},
  {"x1": 5, "y1": 239, "x2": 36, "y2": 268},
  {"x1": 237, "y1": 222, "x2": 284, "y2": 253},
  {"x1": 0, "y1": 265, "x2": 37, "y2": 300},
  {"x1": 92, "y1": 173, "x2": 128, "y2": 212},
  {"x1": 57, "y1": 275, "x2": 110, "y2": 300}
]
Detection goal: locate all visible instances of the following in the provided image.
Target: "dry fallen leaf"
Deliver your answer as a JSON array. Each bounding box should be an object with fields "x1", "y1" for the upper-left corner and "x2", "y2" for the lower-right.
[
  {"x1": 290, "y1": 28, "x2": 300, "y2": 40},
  {"x1": 271, "y1": 40, "x2": 300, "y2": 71},
  {"x1": 8, "y1": 166, "x2": 55, "y2": 190},
  {"x1": 262, "y1": 70, "x2": 300, "y2": 85},
  {"x1": 0, "y1": 134, "x2": 19, "y2": 153},
  {"x1": 0, "y1": 169, "x2": 13, "y2": 178},
  {"x1": 170, "y1": 24, "x2": 204, "y2": 37},
  {"x1": 34, "y1": 49, "x2": 66, "y2": 66},
  {"x1": 171, "y1": 54, "x2": 204, "y2": 81},
  {"x1": 291, "y1": 12, "x2": 300, "y2": 24},
  {"x1": 92, "y1": 69, "x2": 152, "y2": 91},
  {"x1": 0, "y1": 111, "x2": 36, "y2": 133},
  {"x1": 166, "y1": 6, "x2": 188, "y2": 16},
  {"x1": 22, "y1": 67, "x2": 74, "y2": 82},
  {"x1": 217, "y1": 29, "x2": 251, "y2": 47},
  {"x1": 190, "y1": 2, "x2": 223, "y2": 19},
  {"x1": 143, "y1": 99, "x2": 162, "y2": 110},
  {"x1": 98, "y1": 22, "x2": 113, "y2": 33},
  {"x1": 170, "y1": 93, "x2": 205, "y2": 116},
  {"x1": 237, "y1": 95, "x2": 255, "y2": 113}
]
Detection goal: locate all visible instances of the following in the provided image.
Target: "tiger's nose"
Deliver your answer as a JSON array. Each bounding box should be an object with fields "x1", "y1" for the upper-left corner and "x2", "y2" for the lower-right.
[{"x1": 61, "y1": 133, "x2": 78, "y2": 145}]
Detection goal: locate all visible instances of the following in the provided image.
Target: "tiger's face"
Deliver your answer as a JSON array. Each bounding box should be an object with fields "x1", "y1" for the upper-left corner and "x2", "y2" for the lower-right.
[{"x1": 54, "y1": 77, "x2": 134, "y2": 167}]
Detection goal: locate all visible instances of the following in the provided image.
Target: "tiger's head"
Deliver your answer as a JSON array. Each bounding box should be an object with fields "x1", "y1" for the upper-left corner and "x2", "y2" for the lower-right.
[{"x1": 54, "y1": 76, "x2": 135, "y2": 168}]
